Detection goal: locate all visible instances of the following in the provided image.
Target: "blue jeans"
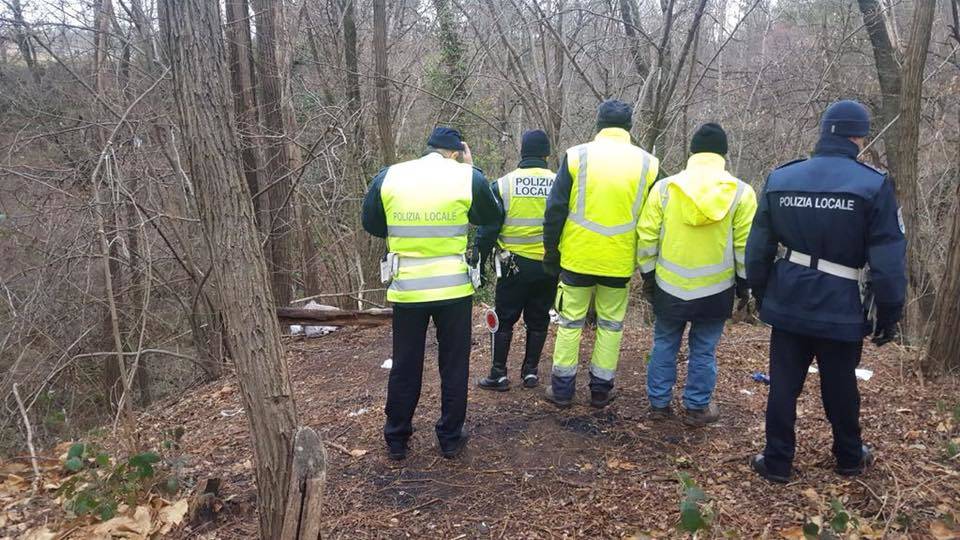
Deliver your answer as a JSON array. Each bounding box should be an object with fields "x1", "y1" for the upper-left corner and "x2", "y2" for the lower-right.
[{"x1": 646, "y1": 318, "x2": 726, "y2": 410}]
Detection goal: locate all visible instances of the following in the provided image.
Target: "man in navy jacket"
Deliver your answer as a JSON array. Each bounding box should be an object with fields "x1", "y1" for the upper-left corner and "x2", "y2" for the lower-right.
[{"x1": 745, "y1": 100, "x2": 906, "y2": 483}]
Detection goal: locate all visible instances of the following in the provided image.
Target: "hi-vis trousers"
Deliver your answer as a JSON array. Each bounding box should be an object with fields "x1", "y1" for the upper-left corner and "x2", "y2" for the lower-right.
[{"x1": 551, "y1": 274, "x2": 629, "y2": 398}]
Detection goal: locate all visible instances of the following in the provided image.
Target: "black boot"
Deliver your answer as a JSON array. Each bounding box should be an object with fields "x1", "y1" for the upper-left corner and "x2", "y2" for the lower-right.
[
  {"x1": 520, "y1": 330, "x2": 548, "y2": 388},
  {"x1": 478, "y1": 331, "x2": 512, "y2": 391}
]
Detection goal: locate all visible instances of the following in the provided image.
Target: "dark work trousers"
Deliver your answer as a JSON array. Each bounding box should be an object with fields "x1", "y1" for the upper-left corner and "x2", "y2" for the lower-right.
[
  {"x1": 384, "y1": 297, "x2": 472, "y2": 453},
  {"x1": 763, "y1": 327, "x2": 864, "y2": 477},
  {"x1": 495, "y1": 271, "x2": 558, "y2": 334}
]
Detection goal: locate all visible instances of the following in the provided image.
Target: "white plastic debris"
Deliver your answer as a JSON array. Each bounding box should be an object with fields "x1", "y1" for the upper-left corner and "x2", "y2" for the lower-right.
[
  {"x1": 286, "y1": 300, "x2": 339, "y2": 337},
  {"x1": 549, "y1": 309, "x2": 560, "y2": 324},
  {"x1": 348, "y1": 407, "x2": 369, "y2": 417},
  {"x1": 740, "y1": 389, "x2": 754, "y2": 396},
  {"x1": 305, "y1": 325, "x2": 337, "y2": 338},
  {"x1": 381, "y1": 358, "x2": 393, "y2": 369},
  {"x1": 809, "y1": 366, "x2": 873, "y2": 381},
  {"x1": 290, "y1": 324, "x2": 304, "y2": 335}
]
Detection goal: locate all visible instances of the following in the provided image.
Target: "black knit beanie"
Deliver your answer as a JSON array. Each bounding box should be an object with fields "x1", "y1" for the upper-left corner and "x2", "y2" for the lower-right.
[{"x1": 690, "y1": 123, "x2": 728, "y2": 156}]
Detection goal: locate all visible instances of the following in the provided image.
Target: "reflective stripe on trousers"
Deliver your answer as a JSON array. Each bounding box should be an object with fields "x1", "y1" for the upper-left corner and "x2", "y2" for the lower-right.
[{"x1": 568, "y1": 147, "x2": 650, "y2": 236}]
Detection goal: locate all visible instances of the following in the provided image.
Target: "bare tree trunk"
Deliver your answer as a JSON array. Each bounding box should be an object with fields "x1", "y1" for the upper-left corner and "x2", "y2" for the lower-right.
[
  {"x1": 373, "y1": 0, "x2": 396, "y2": 165},
  {"x1": 158, "y1": 1, "x2": 299, "y2": 537},
  {"x1": 9, "y1": 0, "x2": 41, "y2": 84},
  {"x1": 432, "y1": 0, "x2": 468, "y2": 123},
  {"x1": 895, "y1": 0, "x2": 937, "y2": 339},
  {"x1": 252, "y1": 0, "x2": 296, "y2": 307},
  {"x1": 857, "y1": 0, "x2": 902, "y2": 174}
]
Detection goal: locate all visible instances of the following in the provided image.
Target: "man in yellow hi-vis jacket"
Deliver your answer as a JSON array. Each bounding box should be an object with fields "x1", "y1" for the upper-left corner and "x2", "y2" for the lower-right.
[
  {"x1": 542, "y1": 100, "x2": 660, "y2": 408},
  {"x1": 636, "y1": 123, "x2": 757, "y2": 426}
]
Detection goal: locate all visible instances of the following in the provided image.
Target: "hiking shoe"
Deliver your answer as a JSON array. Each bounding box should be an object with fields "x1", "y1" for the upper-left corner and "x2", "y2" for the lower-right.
[
  {"x1": 477, "y1": 375, "x2": 510, "y2": 392},
  {"x1": 750, "y1": 454, "x2": 790, "y2": 484},
  {"x1": 440, "y1": 432, "x2": 470, "y2": 459},
  {"x1": 683, "y1": 402, "x2": 720, "y2": 427},
  {"x1": 387, "y1": 444, "x2": 408, "y2": 461},
  {"x1": 522, "y1": 374, "x2": 539, "y2": 389},
  {"x1": 590, "y1": 389, "x2": 616, "y2": 409},
  {"x1": 648, "y1": 405, "x2": 673, "y2": 420},
  {"x1": 835, "y1": 445, "x2": 874, "y2": 476},
  {"x1": 543, "y1": 385, "x2": 573, "y2": 409}
]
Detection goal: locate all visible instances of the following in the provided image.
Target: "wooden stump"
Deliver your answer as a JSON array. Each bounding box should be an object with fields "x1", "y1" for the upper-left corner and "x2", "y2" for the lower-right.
[{"x1": 280, "y1": 427, "x2": 328, "y2": 540}]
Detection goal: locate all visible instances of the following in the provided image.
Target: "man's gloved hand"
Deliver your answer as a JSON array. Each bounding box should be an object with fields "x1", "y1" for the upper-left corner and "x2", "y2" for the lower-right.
[
  {"x1": 641, "y1": 272, "x2": 656, "y2": 305},
  {"x1": 735, "y1": 278, "x2": 750, "y2": 311},
  {"x1": 872, "y1": 303, "x2": 902, "y2": 346},
  {"x1": 542, "y1": 250, "x2": 561, "y2": 277}
]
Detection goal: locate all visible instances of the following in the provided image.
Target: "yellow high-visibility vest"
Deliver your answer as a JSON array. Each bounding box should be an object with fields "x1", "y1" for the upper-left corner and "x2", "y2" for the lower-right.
[
  {"x1": 636, "y1": 152, "x2": 758, "y2": 300},
  {"x1": 497, "y1": 167, "x2": 555, "y2": 260},
  {"x1": 382, "y1": 153, "x2": 475, "y2": 303},
  {"x1": 559, "y1": 128, "x2": 659, "y2": 277}
]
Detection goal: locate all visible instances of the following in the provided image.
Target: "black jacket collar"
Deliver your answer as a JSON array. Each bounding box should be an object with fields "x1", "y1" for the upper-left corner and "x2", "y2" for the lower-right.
[
  {"x1": 518, "y1": 157, "x2": 549, "y2": 169},
  {"x1": 813, "y1": 134, "x2": 860, "y2": 159}
]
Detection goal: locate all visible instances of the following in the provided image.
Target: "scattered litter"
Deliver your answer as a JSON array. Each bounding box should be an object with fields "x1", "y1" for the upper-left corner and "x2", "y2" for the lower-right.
[
  {"x1": 549, "y1": 309, "x2": 560, "y2": 324},
  {"x1": 219, "y1": 409, "x2": 243, "y2": 417},
  {"x1": 287, "y1": 301, "x2": 340, "y2": 337},
  {"x1": 305, "y1": 325, "x2": 337, "y2": 337},
  {"x1": 751, "y1": 372, "x2": 770, "y2": 384},
  {"x1": 348, "y1": 407, "x2": 369, "y2": 417},
  {"x1": 740, "y1": 389, "x2": 754, "y2": 396},
  {"x1": 381, "y1": 358, "x2": 393, "y2": 369},
  {"x1": 808, "y1": 366, "x2": 819, "y2": 374}
]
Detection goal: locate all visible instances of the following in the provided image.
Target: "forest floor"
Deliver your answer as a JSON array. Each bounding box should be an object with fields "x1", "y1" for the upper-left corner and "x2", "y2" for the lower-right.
[{"x1": 5, "y1": 307, "x2": 960, "y2": 539}]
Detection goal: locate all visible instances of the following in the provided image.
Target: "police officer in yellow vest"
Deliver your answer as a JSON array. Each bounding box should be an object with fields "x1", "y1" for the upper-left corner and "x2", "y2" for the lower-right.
[
  {"x1": 476, "y1": 130, "x2": 557, "y2": 391},
  {"x1": 362, "y1": 127, "x2": 502, "y2": 460},
  {"x1": 542, "y1": 100, "x2": 659, "y2": 408},
  {"x1": 636, "y1": 123, "x2": 757, "y2": 426}
]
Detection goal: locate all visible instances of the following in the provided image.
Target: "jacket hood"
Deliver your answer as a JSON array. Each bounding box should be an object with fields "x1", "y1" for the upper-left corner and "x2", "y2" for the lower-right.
[{"x1": 671, "y1": 153, "x2": 740, "y2": 226}]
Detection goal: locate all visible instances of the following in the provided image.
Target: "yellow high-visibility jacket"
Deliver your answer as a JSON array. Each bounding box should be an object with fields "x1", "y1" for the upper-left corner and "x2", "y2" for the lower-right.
[
  {"x1": 636, "y1": 152, "x2": 757, "y2": 301},
  {"x1": 497, "y1": 167, "x2": 555, "y2": 260}
]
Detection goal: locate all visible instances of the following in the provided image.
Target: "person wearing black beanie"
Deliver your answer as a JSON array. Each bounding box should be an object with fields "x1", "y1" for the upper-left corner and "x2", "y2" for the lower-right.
[
  {"x1": 637, "y1": 121, "x2": 757, "y2": 428},
  {"x1": 475, "y1": 129, "x2": 558, "y2": 392},
  {"x1": 745, "y1": 99, "x2": 906, "y2": 484}
]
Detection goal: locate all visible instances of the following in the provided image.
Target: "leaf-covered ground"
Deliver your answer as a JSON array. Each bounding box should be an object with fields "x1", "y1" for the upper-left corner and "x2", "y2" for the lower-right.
[{"x1": 4, "y1": 307, "x2": 959, "y2": 538}]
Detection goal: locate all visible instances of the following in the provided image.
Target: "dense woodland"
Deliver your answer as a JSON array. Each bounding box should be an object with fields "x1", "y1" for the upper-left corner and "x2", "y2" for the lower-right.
[{"x1": 0, "y1": 0, "x2": 959, "y2": 537}]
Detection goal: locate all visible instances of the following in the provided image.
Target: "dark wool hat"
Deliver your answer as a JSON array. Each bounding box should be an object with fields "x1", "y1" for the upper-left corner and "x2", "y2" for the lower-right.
[
  {"x1": 821, "y1": 100, "x2": 871, "y2": 137},
  {"x1": 596, "y1": 99, "x2": 633, "y2": 130},
  {"x1": 520, "y1": 129, "x2": 551, "y2": 158},
  {"x1": 427, "y1": 126, "x2": 465, "y2": 151},
  {"x1": 690, "y1": 123, "x2": 728, "y2": 156}
]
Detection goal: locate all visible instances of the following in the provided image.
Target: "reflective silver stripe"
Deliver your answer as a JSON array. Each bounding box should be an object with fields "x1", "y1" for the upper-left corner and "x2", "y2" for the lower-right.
[
  {"x1": 389, "y1": 272, "x2": 471, "y2": 291},
  {"x1": 783, "y1": 248, "x2": 861, "y2": 281},
  {"x1": 503, "y1": 216, "x2": 544, "y2": 226},
  {"x1": 389, "y1": 224, "x2": 468, "y2": 237},
  {"x1": 655, "y1": 274, "x2": 734, "y2": 301},
  {"x1": 556, "y1": 315, "x2": 586, "y2": 329},
  {"x1": 637, "y1": 245, "x2": 658, "y2": 258},
  {"x1": 589, "y1": 364, "x2": 616, "y2": 381},
  {"x1": 568, "y1": 147, "x2": 649, "y2": 237},
  {"x1": 640, "y1": 261, "x2": 656, "y2": 273},
  {"x1": 552, "y1": 364, "x2": 578, "y2": 377},
  {"x1": 659, "y1": 178, "x2": 671, "y2": 209},
  {"x1": 499, "y1": 234, "x2": 543, "y2": 245},
  {"x1": 498, "y1": 175, "x2": 510, "y2": 212},
  {"x1": 596, "y1": 318, "x2": 624, "y2": 332},
  {"x1": 658, "y1": 256, "x2": 732, "y2": 278},
  {"x1": 397, "y1": 254, "x2": 465, "y2": 268},
  {"x1": 734, "y1": 251, "x2": 746, "y2": 264},
  {"x1": 735, "y1": 265, "x2": 747, "y2": 279}
]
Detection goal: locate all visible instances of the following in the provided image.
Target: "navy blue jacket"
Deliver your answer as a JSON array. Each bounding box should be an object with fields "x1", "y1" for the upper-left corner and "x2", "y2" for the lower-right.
[{"x1": 745, "y1": 135, "x2": 907, "y2": 341}]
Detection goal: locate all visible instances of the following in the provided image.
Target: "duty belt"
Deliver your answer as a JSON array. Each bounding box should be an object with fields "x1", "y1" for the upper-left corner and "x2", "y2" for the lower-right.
[{"x1": 778, "y1": 245, "x2": 862, "y2": 281}]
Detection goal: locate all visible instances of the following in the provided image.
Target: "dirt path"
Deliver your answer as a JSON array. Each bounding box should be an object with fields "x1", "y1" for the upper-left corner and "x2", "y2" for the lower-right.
[{"x1": 145, "y1": 309, "x2": 958, "y2": 538}]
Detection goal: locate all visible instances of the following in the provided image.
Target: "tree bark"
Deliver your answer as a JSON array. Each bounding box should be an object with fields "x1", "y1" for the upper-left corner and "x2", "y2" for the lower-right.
[
  {"x1": 432, "y1": 0, "x2": 468, "y2": 122},
  {"x1": 158, "y1": 1, "x2": 299, "y2": 537},
  {"x1": 252, "y1": 0, "x2": 297, "y2": 307},
  {"x1": 857, "y1": 0, "x2": 902, "y2": 174},
  {"x1": 373, "y1": 0, "x2": 396, "y2": 165},
  {"x1": 895, "y1": 0, "x2": 937, "y2": 338}
]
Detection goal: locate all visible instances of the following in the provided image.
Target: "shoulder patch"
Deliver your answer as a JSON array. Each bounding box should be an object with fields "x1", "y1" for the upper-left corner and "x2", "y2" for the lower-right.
[{"x1": 773, "y1": 158, "x2": 807, "y2": 170}]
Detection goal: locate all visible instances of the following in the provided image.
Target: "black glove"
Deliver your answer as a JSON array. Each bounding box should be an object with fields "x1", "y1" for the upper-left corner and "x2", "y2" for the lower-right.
[
  {"x1": 542, "y1": 250, "x2": 561, "y2": 277},
  {"x1": 641, "y1": 272, "x2": 656, "y2": 305},
  {"x1": 735, "y1": 278, "x2": 749, "y2": 311},
  {"x1": 872, "y1": 303, "x2": 902, "y2": 346}
]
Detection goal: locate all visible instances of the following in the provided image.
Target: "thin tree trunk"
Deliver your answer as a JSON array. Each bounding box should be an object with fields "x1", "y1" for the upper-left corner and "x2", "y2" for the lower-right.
[
  {"x1": 896, "y1": 0, "x2": 937, "y2": 339},
  {"x1": 158, "y1": 1, "x2": 299, "y2": 537},
  {"x1": 373, "y1": 0, "x2": 396, "y2": 165},
  {"x1": 9, "y1": 0, "x2": 41, "y2": 84},
  {"x1": 252, "y1": 0, "x2": 296, "y2": 307},
  {"x1": 857, "y1": 0, "x2": 902, "y2": 174}
]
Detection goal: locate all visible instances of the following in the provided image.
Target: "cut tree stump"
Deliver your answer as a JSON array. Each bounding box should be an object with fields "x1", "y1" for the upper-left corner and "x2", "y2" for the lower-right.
[
  {"x1": 276, "y1": 307, "x2": 392, "y2": 327},
  {"x1": 280, "y1": 426, "x2": 327, "y2": 540}
]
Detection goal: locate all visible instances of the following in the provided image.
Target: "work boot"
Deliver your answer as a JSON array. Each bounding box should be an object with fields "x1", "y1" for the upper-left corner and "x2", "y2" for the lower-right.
[
  {"x1": 387, "y1": 442, "x2": 408, "y2": 461},
  {"x1": 683, "y1": 402, "x2": 720, "y2": 427},
  {"x1": 440, "y1": 431, "x2": 470, "y2": 459},
  {"x1": 520, "y1": 330, "x2": 548, "y2": 389},
  {"x1": 648, "y1": 404, "x2": 673, "y2": 420},
  {"x1": 835, "y1": 445, "x2": 874, "y2": 476},
  {"x1": 590, "y1": 389, "x2": 616, "y2": 409},
  {"x1": 543, "y1": 385, "x2": 573, "y2": 409},
  {"x1": 477, "y1": 331, "x2": 512, "y2": 392},
  {"x1": 750, "y1": 454, "x2": 790, "y2": 484}
]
